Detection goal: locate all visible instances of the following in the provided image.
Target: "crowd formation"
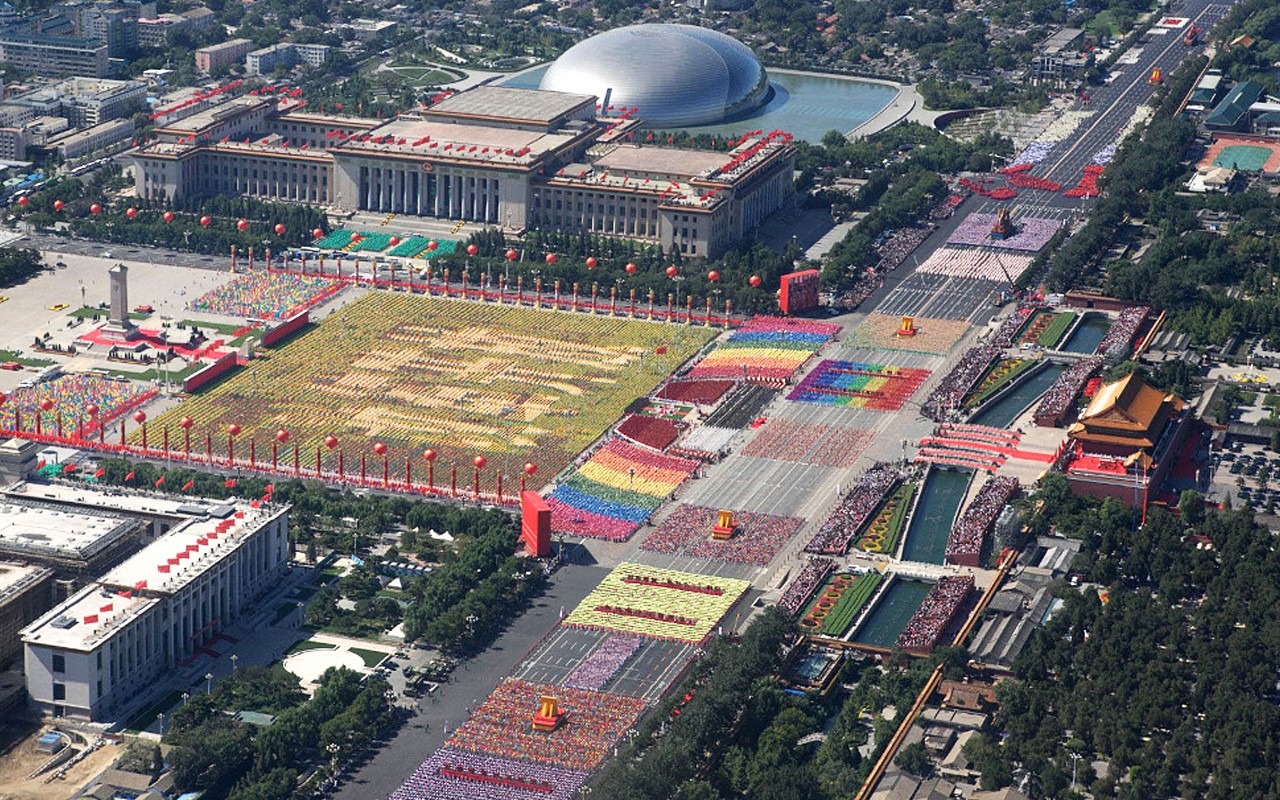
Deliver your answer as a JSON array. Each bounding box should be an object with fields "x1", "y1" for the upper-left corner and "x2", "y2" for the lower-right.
[
  {"x1": 1096, "y1": 306, "x2": 1148, "y2": 361},
  {"x1": 563, "y1": 563, "x2": 750, "y2": 643},
  {"x1": 917, "y1": 246, "x2": 1034, "y2": 282},
  {"x1": 895, "y1": 575, "x2": 974, "y2": 652},
  {"x1": 922, "y1": 346, "x2": 1001, "y2": 421},
  {"x1": 616, "y1": 415, "x2": 682, "y2": 452},
  {"x1": 946, "y1": 214, "x2": 1064, "y2": 252},
  {"x1": 390, "y1": 748, "x2": 588, "y2": 800},
  {"x1": 1035, "y1": 357, "x2": 1103, "y2": 424},
  {"x1": 0, "y1": 374, "x2": 151, "y2": 435},
  {"x1": 946, "y1": 475, "x2": 1019, "y2": 565},
  {"x1": 992, "y1": 306, "x2": 1038, "y2": 348},
  {"x1": 874, "y1": 226, "x2": 934, "y2": 273},
  {"x1": 672, "y1": 425, "x2": 737, "y2": 461},
  {"x1": 640, "y1": 504, "x2": 804, "y2": 566},
  {"x1": 188, "y1": 270, "x2": 344, "y2": 320},
  {"x1": 777, "y1": 558, "x2": 837, "y2": 617},
  {"x1": 805, "y1": 466, "x2": 901, "y2": 555},
  {"x1": 788, "y1": 360, "x2": 932, "y2": 413},
  {"x1": 686, "y1": 317, "x2": 839, "y2": 383},
  {"x1": 563, "y1": 635, "x2": 643, "y2": 692},
  {"x1": 655, "y1": 379, "x2": 734, "y2": 405},
  {"x1": 445, "y1": 679, "x2": 646, "y2": 771},
  {"x1": 742, "y1": 419, "x2": 873, "y2": 468}
]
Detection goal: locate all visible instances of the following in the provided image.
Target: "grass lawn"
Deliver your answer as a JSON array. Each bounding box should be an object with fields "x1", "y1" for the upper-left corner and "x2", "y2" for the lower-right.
[
  {"x1": 123, "y1": 689, "x2": 185, "y2": 733},
  {"x1": 1037, "y1": 313, "x2": 1077, "y2": 348},
  {"x1": 966, "y1": 358, "x2": 1037, "y2": 408},
  {"x1": 182, "y1": 319, "x2": 250, "y2": 336},
  {"x1": 286, "y1": 639, "x2": 335, "y2": 655},
  {"x1": 857, "y1": 483, "x2": 915, "y2": 555},
  {"x1": 349, "y1": 647, "x2": 389, "y2": 668},
  {"x1": 144, "y1": 292, "x2": 713, "y2": 477},
  {"x1": 0, "y1": 349, "x2": 53, "y2": 367},
  {"x1": 70, "y1": 306, "x2": 147, "y2": 320}
]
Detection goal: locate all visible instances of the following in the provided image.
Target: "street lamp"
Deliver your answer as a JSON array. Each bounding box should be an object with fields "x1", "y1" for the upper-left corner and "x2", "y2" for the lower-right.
[
  {"x1": 157, "y1": 712, "x2": 165, "y2": 737},
  {"x1": 230, "y1": 654, "x2": 239, "y2": 671},
  {"x1": 205, "y1": 672, "x2": 214, "y2": 693},
  {"x1": 181, "y1": 692, "x2": 189, "y2": 706}
]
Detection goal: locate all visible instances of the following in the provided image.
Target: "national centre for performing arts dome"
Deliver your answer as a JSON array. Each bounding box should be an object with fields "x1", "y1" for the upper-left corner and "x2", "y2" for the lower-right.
[{"x1": 539, "y1": 24, "x2": 771, "y2": 128}]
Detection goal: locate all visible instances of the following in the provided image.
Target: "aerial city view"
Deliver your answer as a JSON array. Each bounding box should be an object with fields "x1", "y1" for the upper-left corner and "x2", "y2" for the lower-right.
[{"x1": 0, "y1": 0, "x2": 1278, "y2": 797}]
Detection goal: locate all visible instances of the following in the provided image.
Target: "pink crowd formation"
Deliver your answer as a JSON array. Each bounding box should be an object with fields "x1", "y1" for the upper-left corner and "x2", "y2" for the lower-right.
[
  {"x1": 778, "y1": 558, "x2": 836, "y2": 616},
  {"x1": 640, "y1": 504, "x2": 804, "y2": 566},
  {"x1": 742, "y1": 420, "x2": 872, "y2": 468},
  {"x1": 945, "y1": 214, "x2": 1064, "y2": 252},
  {"x1": 945, "y1": 475, "x2": 1019, "y2": 564},
  {"x1": 1096, "y1": 307, "x2": 1148, "y2": 361},
  {"x1": 922, "y1": 346, "x2": 1001, "y2": 421},
  {"x1": 1035, "y1": 357, "x2": 1102, "y2": 423},
  {"x1": 805, "y1": 466, "x2": 901, "y2": 555},
  {"x1": 564, "y1": 635, "x2": 643, "y2": 692},
  {"x1": 445, "y1": 679, "x2": 646, "y2": 772},
  {"x1": 895, "y1": 575, "x2": 974, "y2": 652},
  {"x1": 390, "y1": 748, "x2": 588, "y2": 800}
]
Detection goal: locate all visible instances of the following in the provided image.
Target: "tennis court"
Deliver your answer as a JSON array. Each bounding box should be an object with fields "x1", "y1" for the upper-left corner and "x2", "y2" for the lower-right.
[{"x1": 1200, "y1": 136, "x2": 1280, "y2": 173}]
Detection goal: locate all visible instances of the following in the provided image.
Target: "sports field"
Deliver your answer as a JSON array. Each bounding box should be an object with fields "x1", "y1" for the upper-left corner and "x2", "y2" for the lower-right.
[
  {"x1": 146, "y1": 293, "x2": 713, "y2": 476},
  {"x1": 1200, "y1": 136, "x2": 1280, "y2": 173}
]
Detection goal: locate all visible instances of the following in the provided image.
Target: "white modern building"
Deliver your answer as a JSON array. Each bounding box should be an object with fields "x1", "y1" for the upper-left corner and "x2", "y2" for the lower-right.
[{"x1": 20, "y1": 485, "x2": 288, "y2": 721}]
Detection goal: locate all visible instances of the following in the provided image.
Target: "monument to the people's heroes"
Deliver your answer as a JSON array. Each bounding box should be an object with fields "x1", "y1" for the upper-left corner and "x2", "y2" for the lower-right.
[{"x1": 100, "y1": 263, "x2": 139, "y2": 342}]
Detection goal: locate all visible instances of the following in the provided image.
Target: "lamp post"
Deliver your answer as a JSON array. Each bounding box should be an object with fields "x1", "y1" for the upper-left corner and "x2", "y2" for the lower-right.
[
  {"x1": 231, "y1": 654, "x2": 239, "y2": 671},
  {"x1": 181, "y1": 692, "x2": 189, "y2": 706},
  {"x1": 157, "y1": 712, "x2": 165, "y2": 737},
  {"x1": 205, "y1": 672, "x2": 214, "y2": 694}
]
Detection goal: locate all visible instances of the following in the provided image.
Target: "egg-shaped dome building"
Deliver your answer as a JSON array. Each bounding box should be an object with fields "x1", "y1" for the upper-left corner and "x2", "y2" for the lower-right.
[{"x1": 539, "y1": 24, "x2": 770, "y2": 128}]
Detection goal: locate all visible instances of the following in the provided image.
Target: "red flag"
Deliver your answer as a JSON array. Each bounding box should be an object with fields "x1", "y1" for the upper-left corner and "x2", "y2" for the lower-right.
[
  {"x1": 655, "y1": 345, "x2": 668, "y2": 355},
  {"x1": 36, "y1": 460, "x2": 46, "y2": 469},
  {"x1": 83, "y1": 614, "x2": 98, "y2": 624},
  {"x1": 134, "y1": 580, "x2": 147, "y2": 590},
  {"x1": 62, "y1": 462, "x2": 77, "y2": 473},
  {"x1": 158, "y1": 564, "x2": 170, "y2": 573},
  {"x1": 250, "y1": 500, "x2": 260, "y2": 509},
  {"x1": 125, "y1": 471, "x2": 135, "y2": 482},
  {"x1": 265, "y1": 483, "x2": 275, "y2": 493},
  {"x1": 182, "y1": 480, "x2": 195, "y2": 491},
  {"x1": 94, "y1": 467, "x2": 106, "y2": 478},
  {"x1": 99, "y1": 603, "x2": 113, "y2": 612},
  {"x1": 224, "y1": 478, "x2": 237, "y2": 488},
  {"x1": 155, "y1": 476, "x2": 165, "y2": 487},
  {"x1": 117, "y1": 590, "x2": 132, "y2": 599}
]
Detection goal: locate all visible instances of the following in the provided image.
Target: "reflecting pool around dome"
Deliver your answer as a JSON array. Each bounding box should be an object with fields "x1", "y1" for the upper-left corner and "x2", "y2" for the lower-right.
[{"x1": 508, "y1": 66, "x2": 899, "y2": 143}]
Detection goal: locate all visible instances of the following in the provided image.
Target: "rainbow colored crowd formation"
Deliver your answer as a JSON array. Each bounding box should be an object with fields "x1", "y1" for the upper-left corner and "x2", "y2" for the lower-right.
[
  {"x1": 685, "y1": 316, "x2": 839, "y2": 383},
  {"x1": 545, "y1": 440, "x2": 700, "y2": 542},
  {"x1": 188, "y1": 271, "x2": 345, "y2": 320},
  {"x1": 789, "y1": 360, "x2": 932, "y2": 411},
  {"x1": 0, "y1": 375, "x2": 151, "y2": 435}
]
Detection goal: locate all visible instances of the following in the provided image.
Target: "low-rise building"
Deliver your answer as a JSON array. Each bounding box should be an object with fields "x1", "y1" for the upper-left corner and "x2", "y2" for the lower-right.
[
  {"x1": 245, "y1": 42, "x2": 330, "y2": 76},
  {"x1": 0, "y1": 562, "x2": 54, "y2": 666},
  {"x1": 48, "y1": 117, "x2": 134, "y2": 160},
  {"x1": 195, "y1": 37, "x2": 252, "y2": 74},
  {"x1": 0, "y1": 34, "x2": 109, "y2": 78}
]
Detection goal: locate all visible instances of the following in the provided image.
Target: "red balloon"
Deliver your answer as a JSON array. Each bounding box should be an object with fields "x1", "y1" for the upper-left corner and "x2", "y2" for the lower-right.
[
  {"x1": 275, "y1": 428, "x2": 289, "y2": 443},
  {"x1": 199, "y1": 215, "x2": 211, "y2": 227},
  {"x1": 665, "y1": 265, "x2": 678, "y2": 278},
  {"x1": 707, "y1": 270, "x2": 719, "y2": 282},
  {"x1": 125, "y1": 207, "x2": 138, "y2": 219},
  {"x1": 162, "y1": 211, "x2": 175, "y2": 223},
  {"x1": 585, "y1": 256, "x2": 597, "y2": 269},
  {"x1": 324, "y1": 435, "x2": 339, "y2": 449},
  {"x1": 425, "y1": 240, "x2": 438, "y2": 252},
  {"x1": 473, "y1": 455, "x2": 487, "y2": 469},
  {"x1": 274, "y1": 223, "x2": 286, "y2": 235},
  {"x1": 178, "y1": 416, "x2": 193, "y2": 429},
  {"x1": 39, "y1": 398, "x2": 54, "y2": 412},
  {"x1": 389, "y1": 236, "x2": 400, "y2": 246},
  {"x1": 85, "y1": 403, "x2": 98, "y2": 417},
  {"x1": 311, "y1": 227, "x2": 323, "y2": 239},
  {"x1": 545, "y1": 253, "x2": 557, "y2": 265},
  {"x1": 749, "y1": 274, "x2": 763, "y2": 287},
  {"x1": 227, "y1": 423, "x2": 241, "y2": 436},
  {"x1": 625, "y1": 262, "x2": 637, "y2": 275},
  {"x1": 53, "y1": 200, "x2": 64, "y2": 212},
  {"x1": 0, "y1": 392, "x2": 6, "y2": 407},
  {"x1": 238, "y1": 219, "x2": 249, "y2": 232},
  {"x1": 16, "y1": 196, "x2": 28, "y2": 207},
  {"x1": 132, "y1": 410, "x2": 146, "y2": 424},
  {"x1": 466, "y1": 243, "x2": 479, "y2": 256},
  {"x1": 349, "y1": 232, "x2": 362, "y2": 243},
  {"x1": 523, "y1": 462, "x2": 538, "y2": 475},
  {"x1": 373, "y1": 441, "x2": 388, "y2": 455},
  {"x1": 505, "y1": 249, "x2": 518, "y2": 262},
  {"x1": 423, "y1": 448, "x2": 438, "y2": 462},
  {"x1": 89, "y1": 203, "x2": 101, "y2": 215}
]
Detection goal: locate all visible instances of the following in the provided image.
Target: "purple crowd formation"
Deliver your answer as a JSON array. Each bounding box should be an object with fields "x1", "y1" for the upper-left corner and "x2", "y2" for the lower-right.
[
  {"x1": 946, "y1": 214, "x2": 1064, "y2": 252},
  {"x1": 922, "y1": 346, "x2": 1001, "y2": 421},
  {"x1": 896, "y1": 575, "x2": 974, "y2": 652},
  {"x1": 563, "y1": 635, "x2": 642, "y2": 692},
  {"x1": 1035, "y1": 357, "x2": 1103, "y2": 423},
  {"x1": 805, "y1": 466, "x2": 901, "y2": 554},
  {"x1": 1096, "y1": 307, "x2": 1149, "y2": 361},
  {"x1": 390, "y1": 747, "x2": 588, "y2": 800},
  {"x1": 777, "y1": 558, "x2": 836, "y2": 617},
  {"x1": 946, "y1": 475, "x2": 1019, "y2": 564}
]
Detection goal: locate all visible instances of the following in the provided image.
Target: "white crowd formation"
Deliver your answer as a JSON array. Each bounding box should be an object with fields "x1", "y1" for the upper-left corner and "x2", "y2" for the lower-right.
[
  {"x1": 1034, "y1": 357, "x2": 1103, "y2": 422},
  {"x1": 916, "y1": 247, "x2": 1034, "y2": 283},
  {"x1": 1091, "y1": 144, "x2": 1118, "y2": 166},
  {"x1": 1096, "y1": 306, "x2": 1149, "y2": 361},
  {"x1": 675, "y1": 426, "x2": 738, "y2": 459},
  {"x1": 922, "y1": 346, "x2": 1001, "y2": 422},
  {"x1": 805, "y1": 466, "x2": 901, "y2": 554},
  {"x1": 946, "y1": 475, "x2": 1020, "y2": 563}
]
